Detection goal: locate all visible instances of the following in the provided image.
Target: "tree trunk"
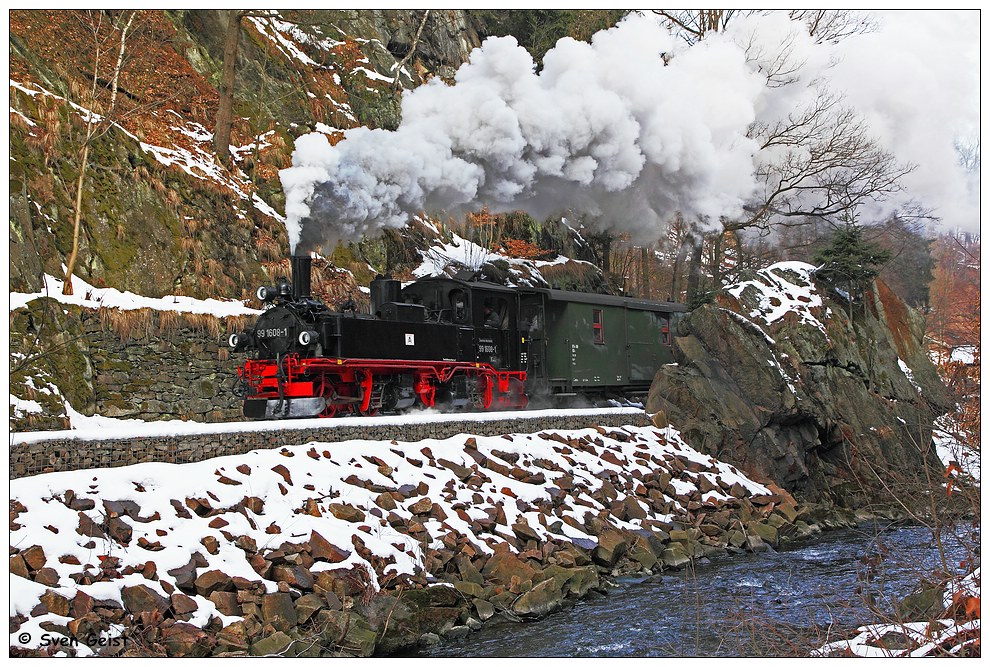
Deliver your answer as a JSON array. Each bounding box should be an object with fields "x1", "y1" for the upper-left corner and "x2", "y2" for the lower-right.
[
  {"x1": 670, "y1": 236, "x2": 689, "y2": 302},
  {"x1": 108, "y1": 12, "x2": 136, "y2": 114},
  {"x1": 640, "y1": 245, "x2": 650, "y2": 299},
  {"x1": 63, "y1": 140, "x2": 92, "y2": 295},
  {"x1": 685, "y1": 233, "x2": 704, "y2": 304},
  {"x1": 392, "y1": 10, "x2": 430, "y2": 89},
  {"x1": 64, "y1": 11, "x2": 135, "y2": 295},
  {"x1": 215, "y1": 10, "x2": 242, "y2": 166}
]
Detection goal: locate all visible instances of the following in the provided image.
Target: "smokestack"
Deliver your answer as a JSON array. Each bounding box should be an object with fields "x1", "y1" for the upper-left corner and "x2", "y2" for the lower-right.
[{"x1": 291, "y1": 254, "x2": 312, "y2": 299}]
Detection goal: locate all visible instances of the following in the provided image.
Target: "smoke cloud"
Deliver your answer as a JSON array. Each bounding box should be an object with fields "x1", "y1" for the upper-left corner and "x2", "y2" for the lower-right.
[
  {"x1": 280, "y1": 11, "x2": 980, "y2": 253},
  {"x1": 825, "y1": 11, "x2": 980, "y2": 233},
  {"x1": 281, "y1": 14, "x2": 764, "y2": 253}
]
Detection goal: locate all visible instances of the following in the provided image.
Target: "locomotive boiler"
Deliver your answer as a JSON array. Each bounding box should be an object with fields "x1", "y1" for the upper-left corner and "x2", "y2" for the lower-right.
[{"x1": 229, "y1": 255, "x2": 686, "y2": 419}]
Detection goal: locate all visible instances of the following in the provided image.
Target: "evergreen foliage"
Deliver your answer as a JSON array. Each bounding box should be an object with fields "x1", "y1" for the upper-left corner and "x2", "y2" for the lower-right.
[{"x1": 813, "y1": 222, "x2": 892, "y2": 306}]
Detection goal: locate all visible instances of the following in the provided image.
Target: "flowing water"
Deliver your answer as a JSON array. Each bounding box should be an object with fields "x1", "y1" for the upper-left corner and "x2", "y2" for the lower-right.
[{"x1": 410, "y1": 524, "x2": 973, "y2": 657}]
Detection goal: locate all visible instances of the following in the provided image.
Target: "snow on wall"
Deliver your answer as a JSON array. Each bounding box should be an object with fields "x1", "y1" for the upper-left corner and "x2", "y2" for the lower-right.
[{"x1": 9, "y1": 272, "x2": 261, "y2": 317}]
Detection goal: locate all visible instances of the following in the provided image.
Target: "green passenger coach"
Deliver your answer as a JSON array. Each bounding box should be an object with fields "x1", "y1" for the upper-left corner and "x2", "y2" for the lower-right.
[{"x1": 527, "y1": 288, "x2": 687, "y2": 400}]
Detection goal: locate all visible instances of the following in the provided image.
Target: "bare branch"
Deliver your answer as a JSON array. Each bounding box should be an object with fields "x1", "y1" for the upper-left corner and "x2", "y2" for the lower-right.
[{"x1": 393, "y1": 10, "x2": 431, "y2": 90}]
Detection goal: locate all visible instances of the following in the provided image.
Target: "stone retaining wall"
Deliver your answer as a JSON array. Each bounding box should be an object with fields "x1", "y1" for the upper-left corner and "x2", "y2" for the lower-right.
[{"x1": 10, "y1": 411, "x2": 651, "y2": 479}]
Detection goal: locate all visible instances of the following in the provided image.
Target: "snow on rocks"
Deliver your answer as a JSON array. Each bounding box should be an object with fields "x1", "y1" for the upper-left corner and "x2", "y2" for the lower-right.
[
  {"x1": 9, "y1": 423, "x2": 811, "y2": 656},
  {"x1": 725, "y1": 261, "x2": 830, "y2": 335}
]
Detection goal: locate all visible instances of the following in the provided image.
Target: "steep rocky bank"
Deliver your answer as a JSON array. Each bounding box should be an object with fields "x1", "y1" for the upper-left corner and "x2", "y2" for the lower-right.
[
  {"x1": 648, "y1": 263, "x2": 950, "y2": 507},
  {"x1": 10, "y1": 424, "x2": 863, "y2": 657}
]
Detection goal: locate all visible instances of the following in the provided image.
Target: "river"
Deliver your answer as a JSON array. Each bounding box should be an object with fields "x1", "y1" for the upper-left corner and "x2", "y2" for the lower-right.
[{"x1": 409, "y1": 523, "x2": 972, "y2": 657}]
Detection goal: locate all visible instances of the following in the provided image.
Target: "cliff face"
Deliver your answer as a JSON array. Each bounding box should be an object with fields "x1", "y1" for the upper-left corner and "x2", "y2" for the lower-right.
[
  {"x1": 8, "y1": 10, "x2": 482, "y2": 300},
  {"x1": 647, "y1": 262, "x2": 950, "y2": 505}
]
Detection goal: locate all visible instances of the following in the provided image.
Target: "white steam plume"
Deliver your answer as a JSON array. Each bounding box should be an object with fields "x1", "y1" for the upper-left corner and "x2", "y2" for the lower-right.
[
  {"x1": 280, "y1": 11, "x2": 980, "y2": 253},
  {"x1": 281, "y1": 14, "x2": 764, "y2": 253},
  {"x1": 825, "y1": 10, "x2": 980, "y2": 232}
]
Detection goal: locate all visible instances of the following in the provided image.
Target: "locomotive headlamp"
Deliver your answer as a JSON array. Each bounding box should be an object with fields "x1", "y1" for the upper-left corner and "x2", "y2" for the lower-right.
[
  {"x1": 257, "y1": 285, "x2": 275, "y2": 302},
  {"x1": 298, "y1": 330, "x2": 317, "y2": 346},
  {"x1": 228, "y1": 332, "x2": 250, "y2": 351}
]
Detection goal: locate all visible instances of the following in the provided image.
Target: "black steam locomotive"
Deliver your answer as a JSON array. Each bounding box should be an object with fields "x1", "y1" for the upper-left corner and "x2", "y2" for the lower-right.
[{"x1": 229, "y1": 255, "x2": 686, "y2": 419}]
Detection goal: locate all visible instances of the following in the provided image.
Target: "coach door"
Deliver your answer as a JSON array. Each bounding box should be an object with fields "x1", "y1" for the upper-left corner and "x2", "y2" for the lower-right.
[{"x1": 519, "y1": 293, "x2": 546, "y2": 379}]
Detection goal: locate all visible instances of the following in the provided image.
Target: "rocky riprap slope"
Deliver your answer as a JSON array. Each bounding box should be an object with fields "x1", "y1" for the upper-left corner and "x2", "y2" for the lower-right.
[
  {"x1": 647, "y1": 262, "x2": 951, "y2": 506},
  {"x1": 9, "y1": 424, "x2": 833, "y2": 657}
]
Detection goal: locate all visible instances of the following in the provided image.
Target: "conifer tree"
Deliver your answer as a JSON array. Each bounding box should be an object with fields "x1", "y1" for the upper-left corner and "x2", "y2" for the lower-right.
[{"x1": 813, "y1": 220, "x2": 891, "y2": 317}]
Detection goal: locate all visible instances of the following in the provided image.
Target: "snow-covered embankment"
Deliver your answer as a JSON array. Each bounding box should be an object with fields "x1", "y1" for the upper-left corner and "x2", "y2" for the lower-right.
[{"x1": 10, "y1": 423, "x2": 811, "y2": 656}]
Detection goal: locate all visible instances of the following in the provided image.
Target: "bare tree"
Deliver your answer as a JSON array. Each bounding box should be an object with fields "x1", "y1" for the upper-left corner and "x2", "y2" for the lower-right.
[
  {"x1": 652, "y1": 9, "x2": 744, "y2": 44},
  {"x1": 392, "y1": 10, "x2": 430, "y2": 90},
  {"x1": 214, "y1": 9, "x2": 244, "y2": 166},
  {"x1": 652, "y1": 10, "x2": 916, "y2": 300},
  {"x1": 788, "y1": 9, "x2": 878, "y2": 44},
  {"x1": 63, "y1": 10, "x2": 137, "y2": 295},
  {"x1": 739, "y1": 91, "x2": 916, "y2": 232},
  {"x1": 954, "y1": 136, "x2": 980, "y2": 173}
]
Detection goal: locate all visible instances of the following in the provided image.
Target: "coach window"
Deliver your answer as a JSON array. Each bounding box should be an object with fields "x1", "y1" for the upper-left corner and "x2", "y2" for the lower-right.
[
  {"x1": 593, "y1": 308, "x2": 605, "y2": 344},
  {"x1": 660, "y1": 314, "x2": 671, "y2": 346}
]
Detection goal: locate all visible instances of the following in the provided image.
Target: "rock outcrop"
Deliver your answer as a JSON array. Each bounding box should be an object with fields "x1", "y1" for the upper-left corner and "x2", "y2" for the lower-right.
[{"x1": 647, "y1": 262, "x2": 950, "y2": 505}]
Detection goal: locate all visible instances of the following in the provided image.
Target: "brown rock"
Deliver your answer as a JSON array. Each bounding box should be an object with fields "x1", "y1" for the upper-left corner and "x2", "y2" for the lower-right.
[
  {"x1": 137, "y1": 536, "x2": 164, "y2": 551},
  {"x1": 65, "y1": 491, "x2": 96, "y2": 511},
  {"x1": 592, "y1": 530, "x2": 629, "y2": 568},
  {"x1": 303, "y1": 498, "x2": 322, "y2": 517},
  {"x1": 438, "y1": 458, "x2": 473, "y2": 480},
  {"x1": 409, "y1": 497, "x2": 433, "y2": 515},
  {"x1": 10, "y1": 554, "x2": 29, "y2": 579},
  {"x1": 314, "y1": 569, "x2": 366, "y2": 599},
  {"x1": 209, "y1": 591, "x2": 241, "y2": 616},
  {"x1": 511, "y1": 520, "x2": 540, "y2": 541},
  {"x1": 375, "y1": 492, "x2": 397, "y2": 511},
  {"x1": 21, "y1": 545, "x2": 47, "y2": 571},
  {"x1": 327, "y1": 503, "x2": 365, "y2": 522},
  {"x1": 201, "y1": 535, "x2": 219, "y2": 555},
  {"x1": 121, "y1": 584, "x2": 170, "y2": 616},
  {"x1": 68, "y1": 612, "x2": 103, "y2": 639},
  {"x1": 294, "y1": 593, "x2": 326, "y2": 625},
  {"x1": 248, "y1": 553, "x2": 272, "y2": 578},
  {"x1": 76, "y1": 512, "x2": 105, "y2": 538},
  {"x1": 271, "y1": 464, "x2": 292, "y2": 485},
  {"x1": 72, "y1": 590, "x2": 95, "y2": 617},
  {"x1": 481, "y1": 548, "x2": 537, "y2": 585},
  {"x1": 216, "y1": 620, "x2": 250, "y2": 651},
  {"x1": 163, "y1": 622, "x2": 213, "y2": 657},
  {"x1": 308, "y1": 531, "x2": 350, "y2": 563},
  {"x1": 272, "y1": 564, "x2": 314, "y2": 590},
  {"x1": 622, "y1": 496, "x2": 648, "y2": 521},
  {"x1": 261, "y1": 592, "x2": 297, "y2": 632},
  {"x1": 33, "y1": 567, "x2": 60, "y2": 586},
  {"x1": 170, "y1": 593, "x2": 199, "y2": 617},
  {"x1": 194, "y1": 570, "x2": 234, "y2": 597},
  {"x1": 166, "y1": 557, "x2": 201, "y2": 592},
  {"x1": 103, "y1": 499, "x2": 141, "y2": 519},
  {"x1": 240, "y1": 496, "x2": 265, "y2": 514},
  {"x1": 40, "y1": 590, "x2": 71, "y2": 617}
]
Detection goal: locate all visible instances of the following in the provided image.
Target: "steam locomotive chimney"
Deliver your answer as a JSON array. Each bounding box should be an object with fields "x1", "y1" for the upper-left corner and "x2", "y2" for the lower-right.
[{"x1": 291, "y1": 254, "x2": 312, "y2": 299}]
